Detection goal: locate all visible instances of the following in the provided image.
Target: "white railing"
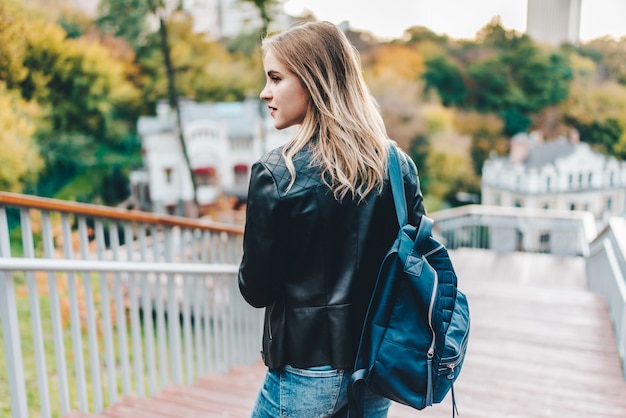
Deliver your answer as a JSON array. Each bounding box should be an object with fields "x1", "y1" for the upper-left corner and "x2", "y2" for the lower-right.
[
  {"x1": 2, "y1": 194, "x2": 623, "y2": 417},
  {"x1": 431, "y1": 204, "x2": 597, "y2": 256},
  {"x1": 0, "y1": 192, "x2": 262, "y2": 418},
  {"x1": 586, "y1": 216, "x2": 626, "y2": 378}
]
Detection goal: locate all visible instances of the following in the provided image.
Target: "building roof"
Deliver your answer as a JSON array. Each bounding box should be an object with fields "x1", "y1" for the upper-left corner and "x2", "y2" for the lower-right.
[
  {"x1": 524, "y1": 138, "x2": 577, "y2": 169},
  {"x1": 138, "y1": 99, "x2": 261, "y2": 138}
]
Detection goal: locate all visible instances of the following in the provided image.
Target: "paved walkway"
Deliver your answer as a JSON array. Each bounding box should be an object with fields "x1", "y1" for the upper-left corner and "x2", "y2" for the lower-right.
[{"x1": 68, "y1": 249, "x2": 626, "y2": 417}]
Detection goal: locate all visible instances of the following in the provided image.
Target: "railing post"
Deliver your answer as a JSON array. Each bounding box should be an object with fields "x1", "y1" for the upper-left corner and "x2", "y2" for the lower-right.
[
  {"x1": 95, "y1": 220, "x2": 118, "y2": 406},
  {"x1": 77, "y1": 216, "x2": 104, "y2": 413},
  {"x1": 164, "y1": 227, "x2": 183, "y2": 384},
  {"x1": 61, "y1": 214, "x2": 88, "y2": 412},
  {"x1": 19, "y1": 209, "x2": 55, "y2": 418},
  {"x1": 41, "y1": 211, "x2": 70, "y2": 415},
  {"x1": 0, "y1": 271, "x2": 28, "y2": 418},
  {"x1": 0, "y1": 207, "x2": 28, "y2": 418}
]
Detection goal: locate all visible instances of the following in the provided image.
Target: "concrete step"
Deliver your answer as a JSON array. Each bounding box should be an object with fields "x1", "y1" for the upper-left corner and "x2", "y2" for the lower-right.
[{"x1": 73, "y1": 249, "x2": 626, "y2": 418}]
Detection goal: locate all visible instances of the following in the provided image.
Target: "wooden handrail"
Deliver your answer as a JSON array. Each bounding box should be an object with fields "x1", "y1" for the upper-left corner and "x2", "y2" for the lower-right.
[{"x1": 0, "y1": 191, "x2": 244, "y2": 234}]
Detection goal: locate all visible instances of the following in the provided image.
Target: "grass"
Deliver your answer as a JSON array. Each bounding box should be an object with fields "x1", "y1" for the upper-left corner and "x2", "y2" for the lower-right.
[
  {"x1": 1, "y1": 274, "x2": 99, "y2": 418},
  {"x1": 0, "y1": 274, "x2": 133, "y2": 418},
  {"x1": 0, "y1": 272, "x2": 225, "y2": 418}
]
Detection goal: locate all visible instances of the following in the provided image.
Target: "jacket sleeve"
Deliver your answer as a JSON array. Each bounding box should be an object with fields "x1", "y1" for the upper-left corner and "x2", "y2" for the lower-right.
[{"x1": 238, "y1": 161, "x2": 281, "y2": 308}]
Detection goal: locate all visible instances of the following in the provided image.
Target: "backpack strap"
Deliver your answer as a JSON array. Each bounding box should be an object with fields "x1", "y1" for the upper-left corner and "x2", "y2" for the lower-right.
[
  {"x1": 388, "y1": 145, "x2": 408, "y2": 227},
  {"x1": 416, "y1": 215, "x2": 433, "y2": 246},
  {"x1": 389, "y1": 144, "x2": 433, "y2": 244}
]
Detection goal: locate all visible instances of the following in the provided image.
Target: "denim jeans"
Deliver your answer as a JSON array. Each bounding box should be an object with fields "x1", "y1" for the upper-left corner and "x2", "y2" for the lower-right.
[{"x1": 251, "y1": 365, "x2": 391, "y2": 417}]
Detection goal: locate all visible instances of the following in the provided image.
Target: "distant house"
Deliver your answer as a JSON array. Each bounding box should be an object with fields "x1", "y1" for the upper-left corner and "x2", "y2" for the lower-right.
[
  {"x1": 175, "y1": 0, "x2": 294, "y2": 40},
  {"x1": 130, "y1": 98, "x2": 294, "y2": 216},
  {"x1": 481, "y1": 131, "x2": 626, "y2": 227}
]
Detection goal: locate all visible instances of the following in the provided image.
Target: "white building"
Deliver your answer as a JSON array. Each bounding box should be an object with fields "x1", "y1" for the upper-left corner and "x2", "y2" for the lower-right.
[
  {"x1": 131, "y1": 98, "x2": 294, "y2": 216},
  {"x1": 482, "y1": 131, "x2": 626, "y2": 227},
  {"x1": 526, "y1": 0, "x2": 582, "y2": 46},
  {"x1": 179, "y1": 0, "x2": 293, "y2": 39}
]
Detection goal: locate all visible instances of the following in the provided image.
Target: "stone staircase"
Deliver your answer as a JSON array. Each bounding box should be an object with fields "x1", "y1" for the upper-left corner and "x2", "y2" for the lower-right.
[{"x1": 69, "y1": 248, "x2": 626, "y2": 417}]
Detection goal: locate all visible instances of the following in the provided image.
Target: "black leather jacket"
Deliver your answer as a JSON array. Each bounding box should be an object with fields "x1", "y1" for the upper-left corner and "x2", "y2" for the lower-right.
[{"x1": 238, "y1": 142, "x2": 425, "y2": 370}]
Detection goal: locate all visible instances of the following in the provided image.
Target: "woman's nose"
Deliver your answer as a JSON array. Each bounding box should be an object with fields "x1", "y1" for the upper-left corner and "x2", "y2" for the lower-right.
[{"x1": 259, "y1": 84, "x2": 271, "y2": 101}]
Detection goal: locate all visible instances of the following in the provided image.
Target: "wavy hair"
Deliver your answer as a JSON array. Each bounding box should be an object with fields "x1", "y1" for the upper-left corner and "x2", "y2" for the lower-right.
[{"x1": 261, "y1": 21, "x2": 390, "y2": 201}]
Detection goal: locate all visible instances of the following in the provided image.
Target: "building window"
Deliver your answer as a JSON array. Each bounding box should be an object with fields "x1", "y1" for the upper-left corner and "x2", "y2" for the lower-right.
[
  {"x1": 193, "y1": 167, "x2": 217, "y2": 186},
  {"x1": 514, "y1": 200, "x2": 522, "y2": 208},
  {"x1": 568, "y1": 174, "x2": 573, "y2": 187},
  {"x1": 570, "y1": 203, "x2": 576, "y2": 211},
  {"x1": 233, "y1": 164, "x2": 248, "y2": 188},
  {"x1": 546, "y1": 177, "x2": 551, "y2": 191},
  {"x1": 539, "y1": 232, "x2": 550, "y2": 253},
  {"x1": 578, "y1": 173, "x2": 583, "y2": 186},
  {"x1": 164, "y1": 167, "x2": 173, "y2": 184},
  {"x1": 607, "y1": 198, "x2": 613, "y2": 211},
  {"x1": 588, "y1": 172, "x2": 593, "y2": 185},
  {"x1": 543, "y1": 203, "x2": 550, "y2": 209},
  {"x1": 610, "y1": 172, "x2": 615, "y2": 186}
]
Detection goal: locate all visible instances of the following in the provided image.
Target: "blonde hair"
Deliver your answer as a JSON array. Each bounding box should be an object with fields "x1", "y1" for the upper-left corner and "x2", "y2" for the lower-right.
[{"x1": 262, "y1": 21, "x2": 389, "y2": 201}]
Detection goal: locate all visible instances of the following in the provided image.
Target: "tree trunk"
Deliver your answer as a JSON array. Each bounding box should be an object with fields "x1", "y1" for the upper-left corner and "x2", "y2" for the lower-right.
[{"x1": 148, "y1": 0, "x2": 199, "y2": 216}]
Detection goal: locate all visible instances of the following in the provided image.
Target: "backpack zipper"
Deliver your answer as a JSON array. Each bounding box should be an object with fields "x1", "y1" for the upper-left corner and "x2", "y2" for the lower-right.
[{"x1": 425, "y1": 264, "x2": 439, "y2": 406}]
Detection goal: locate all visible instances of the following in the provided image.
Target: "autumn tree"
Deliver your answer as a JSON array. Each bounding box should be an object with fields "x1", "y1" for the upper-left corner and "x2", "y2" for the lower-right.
[
  {"x1": 578, "y1": 36, "x2": 626, "y2": 86},
  {"x1": 0, "y1": 2, "x2": 142, "y2": 201},
  {"x1": 0, "y1": 83, "x2": 43, "y2": 192},
  {"x1": 97, "y1": 0, "x2": 152, "y2": 50},
  {"x1": 423, "y1": 20, "x2": 573, "y2": 136}
]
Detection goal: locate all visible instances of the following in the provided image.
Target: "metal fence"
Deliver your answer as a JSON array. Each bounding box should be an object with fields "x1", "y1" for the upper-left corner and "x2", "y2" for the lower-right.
[
  {"x1": 586, "y1": 217, "x2": 626, "y2": 378},
  {"x1": 2, "y1": 194, "x2": 625, "y2": 417},
  {"x1": 0, "y1": 192, "x2": 261, "y2": 418},
  {"x1": 431, "y1": 204, "x2": 597, "y2": 256}
]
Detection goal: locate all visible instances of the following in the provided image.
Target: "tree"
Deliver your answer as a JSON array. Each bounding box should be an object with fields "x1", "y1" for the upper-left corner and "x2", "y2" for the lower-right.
[
  {"x1": 97, "y1": 0, "x2": 152, "y2": 50},
  {"x1": 145, "y1": 0, "x2": 199, "y2": 214},
  {"x1": 0, "y1": 0, "x2": 28, "y2": 89},
  {"x1": 422, "y1": 20, "x2": 573, "y2": 137},
  {"x1": 1, "y1": 3, "x2": 142, "y2": 200},
  {"x1": 578, "y1": 36, "x2": 626, "y2": 85},
  {"x1": 423, "y1": 55, "x2": 467, "y2": 107},
  {"x1": 561, "y1": 76, "x2": 626, "y2": 159},
  {"x1": 0, "y1": 83, "x2": 44, "y2": 192},
  {"x1": 239, "y1": 0, "x2": 279, "y2": 36}
]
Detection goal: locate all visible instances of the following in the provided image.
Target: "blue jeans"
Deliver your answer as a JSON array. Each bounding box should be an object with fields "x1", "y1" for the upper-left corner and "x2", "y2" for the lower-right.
[{"x1": 251, "y1": 365, "x2": 391, "y2": 417}]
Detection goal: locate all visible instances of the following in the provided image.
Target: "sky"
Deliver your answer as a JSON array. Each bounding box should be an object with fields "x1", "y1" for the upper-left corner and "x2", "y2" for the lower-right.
[{"x1": 283, "y1": 0, "x2": 626, "y2": 42}]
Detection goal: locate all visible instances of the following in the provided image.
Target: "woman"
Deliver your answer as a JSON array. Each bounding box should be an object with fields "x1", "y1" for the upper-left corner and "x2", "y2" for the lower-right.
[{"x1": 238, "y1": 21, "x2": 425, "y2": 417}]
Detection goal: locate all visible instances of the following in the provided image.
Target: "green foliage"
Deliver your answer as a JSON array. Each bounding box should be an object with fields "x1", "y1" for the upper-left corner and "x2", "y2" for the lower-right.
[
  {"x1": 566, "y1": 117, "x2": 623, "y2": 156},
  {"x1": 97, "y1": 0, "x2": 152, "y2": 50},
  {"x1": 403, "y1": 26, "x2": 448, "y2": 45},
  {"x1": 578, "y1": 36, "x2": 626, "y2": 85},
  {"x1": 423, "y1": 21, "x2": 573, "y2": 137},
  {"x1": 425, "y1": 148, "x2": 480, "y2": 207},
  {"x1": 239, "y1": 0, "x2": 280, "y2": 35},
  {"x1": 423, "y1": 55, "x2": 467, "y2": 107},
  {"x1": 0, "y1": 1, "x2": 29, "y2": 88},
  {"x1": 0, "y1": 83, "x2": 43, "y2": 192},
  {"x1": 137, "y1": 12, "x2": 259, "y2": 107},
  {"x1": 3, "y1": 0, "x2": 626, "y2": 212},
  {"x1": 0, "y1": 2, "x2": 144, "y2": 203},
  {"x1": 561, "y1": 74, "x2": 626, "y2": 160}
]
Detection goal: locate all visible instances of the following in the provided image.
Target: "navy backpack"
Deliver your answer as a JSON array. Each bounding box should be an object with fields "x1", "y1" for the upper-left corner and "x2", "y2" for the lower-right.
[{"x1": 348, "y1": 145, "x2": 470, "y2": 417}]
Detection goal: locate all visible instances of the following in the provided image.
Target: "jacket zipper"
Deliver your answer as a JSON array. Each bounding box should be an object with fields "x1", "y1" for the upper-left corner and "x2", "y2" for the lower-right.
[{"x1": 267, "y1": 304, "x2": 273, "y2": 341}]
